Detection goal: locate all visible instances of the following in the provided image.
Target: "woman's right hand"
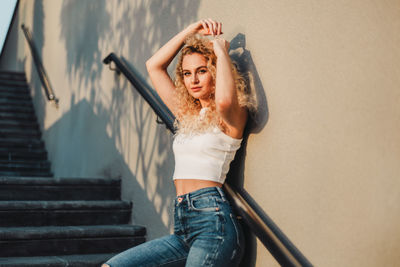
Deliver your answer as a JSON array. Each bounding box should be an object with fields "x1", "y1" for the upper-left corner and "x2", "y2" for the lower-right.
[{"x1": 188, "y1": 19, "x2": 223, "y2": 36}]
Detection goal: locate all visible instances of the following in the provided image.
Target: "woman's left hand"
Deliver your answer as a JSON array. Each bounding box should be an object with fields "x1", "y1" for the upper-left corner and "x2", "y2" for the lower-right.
[{"x1": 211, "y1": 37, "x2": 230, "y2": 57}]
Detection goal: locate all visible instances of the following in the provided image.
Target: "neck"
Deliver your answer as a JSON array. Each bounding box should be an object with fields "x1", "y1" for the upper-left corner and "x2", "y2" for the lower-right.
[{"x1": 199, "y1": 98, "x2": 211, "y2": 108}]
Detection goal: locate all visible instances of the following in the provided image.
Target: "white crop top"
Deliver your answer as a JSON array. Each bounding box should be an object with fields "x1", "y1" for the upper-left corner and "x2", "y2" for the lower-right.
[{"x1": 172, "y1": 127, "x2": 242, "y2": 184}]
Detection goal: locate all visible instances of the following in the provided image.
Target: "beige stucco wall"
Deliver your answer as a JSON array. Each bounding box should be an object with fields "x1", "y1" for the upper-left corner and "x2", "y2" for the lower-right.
[{"x1": 1, "y1": 0, "x2": 399, "y2": 266}]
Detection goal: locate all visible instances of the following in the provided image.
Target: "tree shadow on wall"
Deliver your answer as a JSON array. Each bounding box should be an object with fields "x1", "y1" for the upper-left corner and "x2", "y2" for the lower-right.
[
  {"x1": 58, "y1": 1, "x2": 268, "y2": 266},
  {"x1": 44, "y1": 98, "x2": 171, "y2": 237},
  {"x1": 104, "y1": 66, "x2": 176, "y2": 236},
  {"x1": 227, "y1": 33, "x2": 269, "y2": 267},
  {"x1": 29, "y1": 0, "x2": 48, "y2": 134},
  {"x1": 60, "y1": 0, "x2": 110, "y2": 90},
  {"x1": 58, "y1": 0, "x2": 200, "y2": 240}
]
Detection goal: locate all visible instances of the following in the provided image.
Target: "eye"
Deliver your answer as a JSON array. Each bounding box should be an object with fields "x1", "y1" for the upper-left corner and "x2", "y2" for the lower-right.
[
  {"x1": 183, "y1": 71, "x2": 191, "y2": 76},
  {"x1": 198, "y1": 68, "x2": 207, "y2": 74}
]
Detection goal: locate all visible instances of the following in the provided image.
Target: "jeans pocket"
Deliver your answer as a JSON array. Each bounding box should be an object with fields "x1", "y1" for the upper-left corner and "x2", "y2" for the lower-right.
[{"x1": 191, "y1": 196, "x2": 219, "y2": 212}]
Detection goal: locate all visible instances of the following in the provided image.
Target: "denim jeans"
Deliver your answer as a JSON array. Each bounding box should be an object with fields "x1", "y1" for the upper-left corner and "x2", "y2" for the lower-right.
[{"x1": 105, "y1": 186, "x2": 244, "y2": 266}]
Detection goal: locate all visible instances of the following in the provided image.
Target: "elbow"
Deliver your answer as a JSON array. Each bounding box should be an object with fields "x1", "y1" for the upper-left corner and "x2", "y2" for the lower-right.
[
  {"x1": 146, "y1": 58, "x2": 166, "y2": 72},
  {"x1": 145, "y1": 59, "x2": 153, "y2": 72}
]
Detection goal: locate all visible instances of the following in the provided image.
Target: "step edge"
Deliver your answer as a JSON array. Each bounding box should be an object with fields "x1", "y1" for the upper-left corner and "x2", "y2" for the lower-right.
[
  {"x1": 0, "y1": 200, "x2": 132, "y2": 210},
  {"x1": 0, "y1": 177, "x2": 121, "y2": 185},
  {"x1": 0, "y1": 225, "x2": 146, "y2": 240},
  {"x1": 0, "y1": 253, "x2": 117, "y2": 266}
]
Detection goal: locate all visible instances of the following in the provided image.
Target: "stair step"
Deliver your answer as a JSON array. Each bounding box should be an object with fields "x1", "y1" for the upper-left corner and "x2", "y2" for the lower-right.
[
  {"x1": 0, "y1": 137, "x2": 44, "y2": 149},
  {"x1": 0, "y1": 160, "x2": 51, "y2": 173},
  {"x1": 0, "y1": 86, "x2": 29, "y2": 95},
  {"x1": 0, "y1": 91, "x2": 31, "y2": 100},
  {"x1": 0, "y1": 171, "x2": 53, "y2": 177},
  {"x1": 0, "y1": 84, "x2": 29, "y2": 92},
  {"x1": 0, "y1": 177, "x2": 121, "y2": 200},
  {"x1": 0, "y1": 87, "x2": 32, "y2": 96},
  {"x1": 0, "y1": 98, "x2": 33, "y2": 107},
  {"x1": 0, "y1": 149, "x2": 48, "y2": 161},
  {"x1": 0, "y1": 128, "x2": 41, "y2": 138},
  {"x1": 0, "y1": 146, "x2": 46, "y2": 153},
  {"x1": 0, "y1": 151, "x2": 47, "y2": 161},
  {"x1": 0, "y1": 200, "x2": 131, "y2": 226},
  {"x1": 0, "y1": 104, "x2": 34, "y2": 114},
  {"x1": 0, "y1": 225, "x2": 146, "y2": 257},
  {"x1": 0, "y1": 71, "x2": 26, "y2": 81},
  {"x1": 0, "y1": 120, "x2": 39, "y2": 130},
  {"x1": 0, "y1": 80, "x2": 29, "y2": 88},
  {"x1": 0, "y1": 112, "x2": 36, "y2": 121},
  {"x1": 0, "y1": 253, "x2": 116, "y2": 267}
]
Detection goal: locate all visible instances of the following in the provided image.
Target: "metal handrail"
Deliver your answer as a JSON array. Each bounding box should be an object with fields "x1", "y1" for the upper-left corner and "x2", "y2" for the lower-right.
[
  {"x1": 103, "y1": 53, "x2": 175, "y2": 132},
  {"x1": 103, "y1": 52, "x2": 313, "y2": 267},
  {"x1": 224, "y1": 184, "x2": 313, "y2": 266},
  {"x1": 21, "y1": 24, "x2": 59, "y2": 106}
]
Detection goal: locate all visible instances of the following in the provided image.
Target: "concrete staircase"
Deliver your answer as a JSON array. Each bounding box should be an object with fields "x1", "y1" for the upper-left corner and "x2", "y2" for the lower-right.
[
  {"x1": 0, "y1": 71, "x2": 51, "y2": 177},
  {"x1": 0, "y1": 71, "x2": 146, "y2": 266}
]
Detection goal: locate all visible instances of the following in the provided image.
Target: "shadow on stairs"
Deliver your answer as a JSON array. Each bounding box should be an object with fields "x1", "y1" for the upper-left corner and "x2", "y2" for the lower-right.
[{"x1": 0, "y1": 71, "x2": 146, "y2": 267}]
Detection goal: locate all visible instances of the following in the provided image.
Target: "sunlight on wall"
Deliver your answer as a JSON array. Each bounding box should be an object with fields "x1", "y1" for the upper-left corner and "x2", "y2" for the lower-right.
[{"x1": 1, "y1": 0, "x2": 399, "y2": 266}]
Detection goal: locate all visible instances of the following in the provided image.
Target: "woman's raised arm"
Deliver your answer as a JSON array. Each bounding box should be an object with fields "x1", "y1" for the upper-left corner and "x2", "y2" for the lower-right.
[
  {"x1": 146, "y1": 19, "x2": 220, "y2": 115},
  {"x1": 212, "y1": 38, "x2": 248, "y2": 138}
]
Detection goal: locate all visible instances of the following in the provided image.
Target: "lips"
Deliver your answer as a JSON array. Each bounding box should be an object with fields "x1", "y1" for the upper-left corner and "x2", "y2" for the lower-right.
[{"x1": 191, "y1": 87, "x2": 202, "y2": 92}]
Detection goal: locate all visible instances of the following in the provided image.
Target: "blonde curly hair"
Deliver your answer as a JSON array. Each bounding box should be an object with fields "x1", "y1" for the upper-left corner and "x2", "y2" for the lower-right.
[{"x1": 173, "y1": 34, "x2": 255, "y2": 134}]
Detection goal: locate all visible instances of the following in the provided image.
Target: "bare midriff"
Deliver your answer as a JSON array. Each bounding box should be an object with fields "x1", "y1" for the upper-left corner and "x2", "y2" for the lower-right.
[{"x1": 174, "y1": 179, "x2": 222, "y2": 196}]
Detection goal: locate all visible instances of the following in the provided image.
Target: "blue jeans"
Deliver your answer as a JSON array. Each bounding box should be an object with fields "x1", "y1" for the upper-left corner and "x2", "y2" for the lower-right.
[{"x1": 105, "y1": 186, "x2": 244, "y2": 266}]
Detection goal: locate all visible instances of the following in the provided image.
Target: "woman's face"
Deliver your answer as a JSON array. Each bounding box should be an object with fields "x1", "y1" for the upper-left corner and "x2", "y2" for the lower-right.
[{"x1": 182, "y1": 53, "x2": 214, "y2": 102}]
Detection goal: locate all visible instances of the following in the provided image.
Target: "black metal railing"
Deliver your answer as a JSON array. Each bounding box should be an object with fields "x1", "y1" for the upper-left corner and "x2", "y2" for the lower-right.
[
  {"x1": 103, "y1": 52, "x2": 313, "y2": 267},
  {"x1": 21, "y1": 24, "x2": 58, "y2": 106},
  {"x1": 103, "y1": 53, "x2": 174, "y2": 132}
]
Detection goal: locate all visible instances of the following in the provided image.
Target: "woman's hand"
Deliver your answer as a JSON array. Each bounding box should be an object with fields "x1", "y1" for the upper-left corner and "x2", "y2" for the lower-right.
[
  {"x1": 211, "y1": 37, "x2": 230, "y2": 57},
  {"x1": 188, "y1": 19, "x2": 223, "y2": 36}
]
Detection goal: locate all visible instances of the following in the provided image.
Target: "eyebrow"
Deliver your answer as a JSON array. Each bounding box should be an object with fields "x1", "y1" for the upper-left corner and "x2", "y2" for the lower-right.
[{"x1": 182, "y1": 65, "x2": 208, "y2": 72}]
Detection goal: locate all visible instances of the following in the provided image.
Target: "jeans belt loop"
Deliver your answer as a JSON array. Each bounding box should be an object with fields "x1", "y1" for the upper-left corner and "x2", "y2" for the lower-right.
[
  {"x1": 216, "y1": 186, "x2": 226, "y2": 202},
  {"x1": 186, "y1": 193, "x2": 190, "y2": 205}
]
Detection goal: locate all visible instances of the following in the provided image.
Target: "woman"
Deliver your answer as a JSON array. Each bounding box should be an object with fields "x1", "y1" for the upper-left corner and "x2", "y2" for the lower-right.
[{"x1": 103, "y1": 18, "x2": 253, "y2": 267}]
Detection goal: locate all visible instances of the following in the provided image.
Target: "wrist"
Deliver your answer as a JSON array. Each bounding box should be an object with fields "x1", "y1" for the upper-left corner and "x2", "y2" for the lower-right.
[
  {"x1": 184, "y1": 22, "x2": 197, "y2": 35},
  {"x1": 214, "y1": 47, "x2": 229, "y2": 58}
]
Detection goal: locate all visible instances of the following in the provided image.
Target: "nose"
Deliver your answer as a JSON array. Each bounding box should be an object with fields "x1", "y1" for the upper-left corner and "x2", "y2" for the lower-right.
[{"x1": 191, "y1": 73, "x2": 199, "y2": 84}]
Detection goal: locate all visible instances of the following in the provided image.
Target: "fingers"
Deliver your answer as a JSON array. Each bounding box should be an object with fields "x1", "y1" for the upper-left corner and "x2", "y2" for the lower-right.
[
  {"x1": 200, "y1": 20, "x2": 208, "y2": 34},
  {"x1": 201, "y1": 18, "x2": 222, "y2": 36},
  {"x1": 203, "y1": 19, "x2": 214, "y2": 35},
  {"x1": 216, "y1": 21, "x2": 222, "y2": 35},
  {"x1": 209, "y1": 19, "x2": 218, "y2": 35}
]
